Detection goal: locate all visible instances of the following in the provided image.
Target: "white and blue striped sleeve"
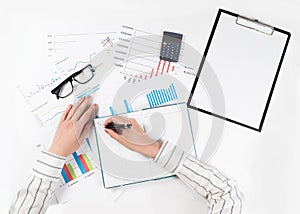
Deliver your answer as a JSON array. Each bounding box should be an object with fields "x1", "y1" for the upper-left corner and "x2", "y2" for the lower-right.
[
  {"x1": 9, "y1": 145, "x2": 66, "y2": 214},
  {"x1": 154, "y1": 141, "x2": 244, "y2": 214}
]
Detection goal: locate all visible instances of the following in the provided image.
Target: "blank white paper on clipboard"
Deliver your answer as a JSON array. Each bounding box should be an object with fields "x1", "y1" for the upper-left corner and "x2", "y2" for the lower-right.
[{"x1": 188, "y1": 9, "x2": 290, "y2": 131}]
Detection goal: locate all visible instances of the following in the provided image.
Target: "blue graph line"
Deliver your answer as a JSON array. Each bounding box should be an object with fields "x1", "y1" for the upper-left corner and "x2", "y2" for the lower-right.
[
  {"x1": 101, "y1": 37, "x2": 113, "y2": 45},
  {"x1": 77, "y1": 84, "x2": 100, "y2": 99},
  {"x1": 66, "y1": 52, "x2": 96, "y2": 74},
  {"x1": 45, "y1": 110, "x2": 65, "y2": 123},
  {"x1": 41, "y1": 52, "x2": 97, "y2": 92},
  {"x1": 29, "y1": 52, "x2": 97, "y2": 97}
]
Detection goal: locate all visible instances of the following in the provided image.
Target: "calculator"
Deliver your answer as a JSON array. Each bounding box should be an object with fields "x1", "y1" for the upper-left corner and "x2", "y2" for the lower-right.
[{"x1": 160, "y1": 31, "x2": 183, "y2": 62}]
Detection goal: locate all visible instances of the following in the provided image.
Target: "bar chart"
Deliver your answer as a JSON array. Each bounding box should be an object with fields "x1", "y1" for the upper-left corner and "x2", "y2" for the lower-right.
[
  {"x1": 61, "y1": 142, "x2": 95, "y2": 184},
  {"x1": 108, "y1": 99, "x2": 132, "y2": 116},
  {"x1": 107, "y1": 86, "x2": 178, "y2": 116},
  {"x1": 146, "y1": 83, "x2": 178, "y2": 108}
]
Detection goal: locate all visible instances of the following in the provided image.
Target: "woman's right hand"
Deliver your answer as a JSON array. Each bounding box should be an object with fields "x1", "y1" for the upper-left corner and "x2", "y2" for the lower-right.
[{"x1": 104, "y1": 116, "x2": 161, "y2": 159}]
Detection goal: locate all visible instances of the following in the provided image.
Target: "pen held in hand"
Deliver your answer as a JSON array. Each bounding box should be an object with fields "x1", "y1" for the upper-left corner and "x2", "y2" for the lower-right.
[{"x1": 104, "y1": 122, "x2": 132, "y2": 134}]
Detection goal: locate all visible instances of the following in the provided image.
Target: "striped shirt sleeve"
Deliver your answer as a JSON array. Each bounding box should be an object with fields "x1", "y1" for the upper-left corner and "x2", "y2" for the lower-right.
[
  {"x1": 154, "y1": 141, "x2": 243, "y2": 214},
  {"x1": 9, "y1": 146, "x2": 66, "y2": 214}
]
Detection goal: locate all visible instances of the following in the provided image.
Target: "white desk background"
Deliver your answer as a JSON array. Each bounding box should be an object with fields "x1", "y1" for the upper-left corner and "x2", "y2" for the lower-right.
[{"x1": 1, "y1": 0, "x2": 299, "y2": 213}]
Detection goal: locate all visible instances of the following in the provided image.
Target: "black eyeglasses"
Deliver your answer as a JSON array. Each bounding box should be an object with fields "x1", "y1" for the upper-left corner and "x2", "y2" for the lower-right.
[{"x1": 51, "y1": 64, "x2": 95, "y2": 99}]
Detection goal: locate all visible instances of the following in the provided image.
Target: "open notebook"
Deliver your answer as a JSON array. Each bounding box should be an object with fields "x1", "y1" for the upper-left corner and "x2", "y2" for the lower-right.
[{"x1": 94, "y1": 103, "x2": 196, "y2": 188}]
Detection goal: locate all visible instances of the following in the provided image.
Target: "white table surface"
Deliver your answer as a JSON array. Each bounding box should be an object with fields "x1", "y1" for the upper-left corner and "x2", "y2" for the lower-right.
[{"x1": 1, "y1": 0, "x2": 300, "y2": 213}]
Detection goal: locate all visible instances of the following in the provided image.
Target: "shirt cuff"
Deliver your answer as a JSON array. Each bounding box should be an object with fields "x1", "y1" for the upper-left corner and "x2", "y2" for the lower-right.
[
  {"x1": 154, "y1": 141, "x2": 188, "y2": 173},
  {"x1": 32, "y1": 145, "x2": 66, "y2": 182}
]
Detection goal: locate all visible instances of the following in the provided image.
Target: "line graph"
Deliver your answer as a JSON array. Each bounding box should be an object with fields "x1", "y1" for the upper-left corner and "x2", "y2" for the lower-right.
[
  {"x1": 65, "y1": 52, "x2": 96, "y2": 74},
  {"x1": 101, "y1": 37, "x2": 114, "y2": 47},
  {"x1": 40, "y1": 100, "x2": 68, "y2": 117},
  {"x1": 47, "y1": 33, "x2": 89, "y2": 57},
  {"x1": 45, "y1": 110, "x2": 65, "y2": 123},
  {"x1": 20, "y1": 52, "x2": 97, "y2": 100},
  {"x1": 30, "y1": 97, "x2": 69, "y2": 126}
]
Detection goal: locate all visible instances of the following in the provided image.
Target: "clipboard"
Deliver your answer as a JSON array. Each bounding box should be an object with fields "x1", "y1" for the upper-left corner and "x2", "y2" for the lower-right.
[{"x1": 187, "y1": 9, "x2": 291, "y2": 131}]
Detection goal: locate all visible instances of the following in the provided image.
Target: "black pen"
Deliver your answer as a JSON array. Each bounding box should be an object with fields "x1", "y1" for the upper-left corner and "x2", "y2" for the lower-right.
[{"x1": 105, "y1": 122, "x2": 132, "y2": 134}]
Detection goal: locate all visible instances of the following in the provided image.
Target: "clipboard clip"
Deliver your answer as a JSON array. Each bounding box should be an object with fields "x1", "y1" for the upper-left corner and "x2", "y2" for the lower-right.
[{"x1": 236, "y1": 15, "x2": 274, "y2": 35}]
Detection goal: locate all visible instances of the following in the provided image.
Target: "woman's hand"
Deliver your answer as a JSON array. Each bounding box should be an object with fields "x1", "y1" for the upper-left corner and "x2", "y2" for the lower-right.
[
  {"x1": 104, "y1": 116, "x2": 161, "y2": 159},
  {"x1": 49, "y1": 96, "x2": 98, "y2": 157}
]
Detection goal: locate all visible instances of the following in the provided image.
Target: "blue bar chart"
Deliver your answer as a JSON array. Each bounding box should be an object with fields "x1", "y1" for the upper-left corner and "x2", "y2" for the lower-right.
[
  {"x1": 146, "y1": 83, "x2": 178, "y2": 108},
  {"x1": 60, "y1": 139, "x2": 95, "y2": 184},
  {"x1": 61, "y1": 152, "x2": 94, "y2": 183}
]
